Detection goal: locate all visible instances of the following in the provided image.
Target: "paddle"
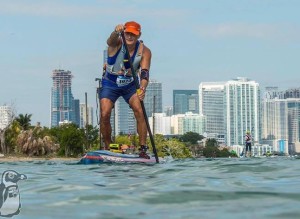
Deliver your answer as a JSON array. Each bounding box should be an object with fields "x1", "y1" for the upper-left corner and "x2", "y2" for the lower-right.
[
  {"x1": 120, "y1": 31, "x2": 159, "y2": 163},
  {"x1": 240, "y1": 146, "x2": 245, "y2": 157}
]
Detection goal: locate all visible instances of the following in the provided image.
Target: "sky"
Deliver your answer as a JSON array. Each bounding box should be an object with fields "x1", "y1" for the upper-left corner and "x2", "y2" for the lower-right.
[{"x1": 1, "y1": 0, "x2": 300, "y2": 127}]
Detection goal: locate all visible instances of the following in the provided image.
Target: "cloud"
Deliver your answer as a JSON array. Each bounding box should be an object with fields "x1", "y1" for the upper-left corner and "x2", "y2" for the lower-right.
[{"x1": 195, "y1": 23, "x2": 300, "y2": 42}]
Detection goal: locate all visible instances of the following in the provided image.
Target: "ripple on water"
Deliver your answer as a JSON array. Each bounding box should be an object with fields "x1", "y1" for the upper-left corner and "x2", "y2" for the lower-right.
[{"x1": 1, "y1": 157, "x2": 300, "y2": 219}]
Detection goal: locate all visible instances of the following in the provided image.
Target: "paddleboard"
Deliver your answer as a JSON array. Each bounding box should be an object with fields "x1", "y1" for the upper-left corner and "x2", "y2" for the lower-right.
[{"x1": 79, "y1": 150, "x2": 157, "y2": 164}]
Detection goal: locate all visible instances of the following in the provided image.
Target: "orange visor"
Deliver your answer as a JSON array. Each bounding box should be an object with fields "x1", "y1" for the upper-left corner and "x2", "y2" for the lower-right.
[{"x1": 124, "y1": 21, "x2": 141, "y2": 35}]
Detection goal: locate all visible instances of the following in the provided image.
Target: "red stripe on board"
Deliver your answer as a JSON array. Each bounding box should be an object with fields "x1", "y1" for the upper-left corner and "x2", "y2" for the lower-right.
[{"x1": 84, "y1": 155, "x2": 103, "y2": 160}]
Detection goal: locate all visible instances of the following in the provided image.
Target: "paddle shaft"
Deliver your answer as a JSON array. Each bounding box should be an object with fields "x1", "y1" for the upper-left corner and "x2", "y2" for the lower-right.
[
  {"x1": 120, "y1": 32, "x2": 159, "y2": 163},
  {"x1": 240, "y1": 146, "x2": 245, "y2": 156}
]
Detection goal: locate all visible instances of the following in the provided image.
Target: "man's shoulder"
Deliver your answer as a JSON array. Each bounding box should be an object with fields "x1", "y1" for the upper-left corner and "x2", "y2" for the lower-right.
[{"x1": 142, "y1": 44, "x2": 152, "y2": 56}]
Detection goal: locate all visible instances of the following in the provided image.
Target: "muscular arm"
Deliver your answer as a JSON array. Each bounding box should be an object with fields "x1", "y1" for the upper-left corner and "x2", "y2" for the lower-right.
[
  {"x1": 107, "y1": 31, "x2": 121, "y2": 47},
  {"x1": 106, "y1": 31, "x2": 122, "y2": 56},
  {"x1": 107, "y1": 24, "x2": 124, "y2": 56},
  {"x1": 139, "y1": 45, "x2": 152, "y2": 89}
]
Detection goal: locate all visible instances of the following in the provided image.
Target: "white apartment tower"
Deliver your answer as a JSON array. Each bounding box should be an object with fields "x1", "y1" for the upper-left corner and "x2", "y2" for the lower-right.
[
  {"x1": 79, "y1": 104, "x2": 94, "y2": 128},
  {"x1": 225, "y1": 77, "x2": 260, "y2": 146},
  {"x1": 262, "y1": 99, "x2": 289, "y2": 153},
  {"x1": 148, "y1": 113, "x2": 171, "y2": 135},
  {"x1": 199, "y1": 82, "x2": 226, "y2": 143},
  {"x1": 261, "y1": 87, "x2": 300, "y2": 154},
  {"x1": 0, "y1": 106, "x2": 12, "y2": 130}
]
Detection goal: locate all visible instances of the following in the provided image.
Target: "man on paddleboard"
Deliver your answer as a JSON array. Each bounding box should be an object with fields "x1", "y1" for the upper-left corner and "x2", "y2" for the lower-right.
[
  {"x1": 245, "y1": 130, "x2": 252, "y2": 157},
  {"x1": 100, "y1": 21, "x2": 152, "y2": 159}
]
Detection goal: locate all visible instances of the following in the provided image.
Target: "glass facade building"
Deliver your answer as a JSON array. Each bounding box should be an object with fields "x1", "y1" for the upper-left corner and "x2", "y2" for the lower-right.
[
  {"x1": 261, "y1": 87, "x2": 300, "y2": 154},
  {"x1": 173, "y1": 90, "x2": 199, "y2": 115},
  {"x1": 50, "y1": 69, "x2": 76, "y2": 127},
  {"x1": 262, "y1": 99, "x2": 288, "y2": 153},
  {"x1": 144, "y1": 80, "x2": 163, "y2": 117},
  {"x1": 115, "y1": 98, "x2": 136, "y2": 135},
  {"x1": 114, "y1": 80, "x2": 162, "y2": 135},
  {"x1": 287, "y1": 99, "x2": 300, "y2": 153}
]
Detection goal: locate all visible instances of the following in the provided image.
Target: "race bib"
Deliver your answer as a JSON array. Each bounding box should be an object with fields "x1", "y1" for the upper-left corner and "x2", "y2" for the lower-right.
[{"x1": 116, "y1": 75, "x2": 134, "y2": 87}]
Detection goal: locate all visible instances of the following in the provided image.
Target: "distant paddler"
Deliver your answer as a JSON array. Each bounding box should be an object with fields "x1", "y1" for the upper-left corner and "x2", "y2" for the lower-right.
[{"x1": 245, "y1": 130, "x2": 252, "y2": 157}]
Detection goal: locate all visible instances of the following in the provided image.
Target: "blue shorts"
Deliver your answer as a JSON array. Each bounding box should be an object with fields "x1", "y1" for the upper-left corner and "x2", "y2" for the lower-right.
[
  {"x1": 246, "y1": 143, "x2": 251, "y2": 151},
  {"x1": 100, "y1": 78, "x2": 136, "y2": 104}
]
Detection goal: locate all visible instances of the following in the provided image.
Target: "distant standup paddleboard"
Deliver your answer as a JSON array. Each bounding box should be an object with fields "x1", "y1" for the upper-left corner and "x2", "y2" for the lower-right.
[{"x1": 79, "y1": 150, "x2": 157, "y2": 164}]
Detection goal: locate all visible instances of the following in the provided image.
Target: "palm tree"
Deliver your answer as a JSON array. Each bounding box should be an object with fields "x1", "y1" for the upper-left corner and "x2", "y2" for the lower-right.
[{"x1": 16, "y1": 113, "x2": 32, "y2": 130}]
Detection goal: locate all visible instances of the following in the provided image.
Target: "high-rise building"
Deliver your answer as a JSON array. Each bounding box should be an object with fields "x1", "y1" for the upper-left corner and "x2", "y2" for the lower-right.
[
  {"x1": 114, "y1": 98, "x2": 136, "y2": 135},
  {"x1": 80, "y1": 103, "x2": 94, "y2": 128},
  {"x1": 73, "y1": 99, "x2": 80, "y2": 127},
  {"x1": 225, "y1": 77, "x2": 260, "y2": 146},
  {"x1": 287, "y1": 99, "x2": 300, "y2": 153},
  {"x1": 164, "y1": 106, "x2": 173, "y2": 116},
  {"x1": 199, "y1": 82, "x2": 226, "y2": 143},
  {"x1": 173, "y1": 90, "x2": 199, "y2": 115},
  {"x1": 0, "y1": 105, "x2": 12, "y2": 130},
  {"x1": 262, "y1": 98, "x2": 288, "y2": 153},
  {"x1": 264, "y1": 87, "x2": 284, "y2": 99},
  {"x1": 148, "y1": 113, "x2": 171, "y2": 135},
  {"x1": 284, "y1": 88, "x2": 300, "y2": 99},
  {"x1": 262, "y1": 87, "x2": 300, "y2": 154},
  {"x1": 50, "y1": 69, "x2": 76, "y2": 127},
  {"x1": 169, "y1": 112, "x2": 206, "y2": 135},
  {"x1": 144, "y1": 80, "x2": 163, "y2": 117},
  {"x1": 182, "y1": 112, "x2": 206, "y2": 135},
  {"x1": 113, "y1": 79, "x2": 162, "y2": 135}
]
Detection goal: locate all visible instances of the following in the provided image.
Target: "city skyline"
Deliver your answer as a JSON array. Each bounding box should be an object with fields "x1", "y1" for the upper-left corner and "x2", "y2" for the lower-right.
[{"x1": 1, "y1": 0, "x2": 300, "y2": 126}]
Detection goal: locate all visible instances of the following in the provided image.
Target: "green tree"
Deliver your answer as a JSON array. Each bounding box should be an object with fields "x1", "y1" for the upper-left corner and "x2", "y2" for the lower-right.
[
  {"x1": 148, "y1": 134, "x2": 193, "y2": 158},
  {"x1": 205, "y1": 138, "x2": 218, "y2": 147},
  {"x1": 50, "y1": 123, "x2": 84, "y2": 157},
  {"x1": 4, "y1": 120, "x2": 21, "y2": 153},
  {"x1": 218, "y1": 148, "x2": 232, "y2": 157},
  {"x1": 203, "y1": 145, "x2": 218, "y2": 158},
  {"x1": 84, "y1": 125, "x2": 99, "y2": 150},
  {"x1": 203, "y1": 138, "x2": 222, "y2": 157},
  {"x1": 15, "y1": 113, "x2": 32, "y2": 130},
  {"x1": 115, "y1": 135, "x2": 132, "y2": 145},
  {"x1": 180, "y1": 132, "x2": 203, "y2": 144}
]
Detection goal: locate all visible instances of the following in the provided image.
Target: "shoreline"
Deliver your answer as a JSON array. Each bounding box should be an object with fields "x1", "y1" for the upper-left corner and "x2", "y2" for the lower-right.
[{"x1": 0, "y1": 154, "x2": 80, "y2": 162}]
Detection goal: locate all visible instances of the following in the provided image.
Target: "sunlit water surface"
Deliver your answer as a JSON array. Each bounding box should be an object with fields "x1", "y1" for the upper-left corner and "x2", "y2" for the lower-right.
[{"x1": 1, "y1": 157, "x2": 300, "y2": 219}]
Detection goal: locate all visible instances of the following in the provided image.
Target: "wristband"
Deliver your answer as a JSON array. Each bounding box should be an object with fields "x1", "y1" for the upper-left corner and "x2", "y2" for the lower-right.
[{"x1": 140, "y1": 69, "x2": 149, "y2": 81}]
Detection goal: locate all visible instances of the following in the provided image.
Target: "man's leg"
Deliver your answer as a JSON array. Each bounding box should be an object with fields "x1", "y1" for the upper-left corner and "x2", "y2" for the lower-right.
[
  {"x1": 100, "y1": 98, "x2": 114, "y2": 149},
  {"x1": 129, "y1": 95, "x2": 149, "y2": 158},
  {"x1": 249, "y1": 144, "x2": 252, "y2": 157},
  {"x1": 129, "y1": 95, "x2": 147, "y2": 145}
]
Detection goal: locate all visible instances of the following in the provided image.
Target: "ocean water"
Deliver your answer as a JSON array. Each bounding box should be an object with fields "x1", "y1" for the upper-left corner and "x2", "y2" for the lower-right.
[{"x1": 1, "y1": 157, "x2": 300, "y2": 219}]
